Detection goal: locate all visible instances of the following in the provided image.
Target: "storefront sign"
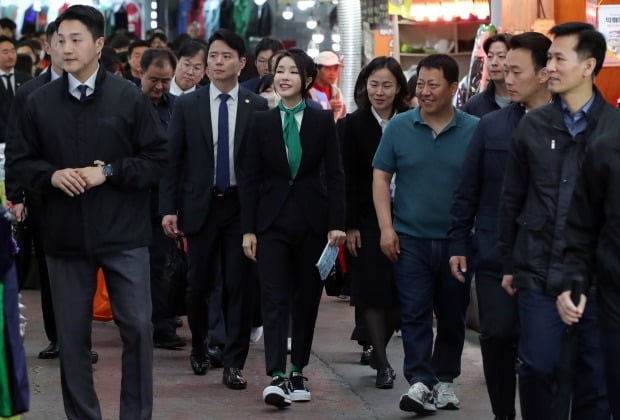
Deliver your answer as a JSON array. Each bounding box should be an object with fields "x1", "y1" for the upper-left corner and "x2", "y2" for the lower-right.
[{"x1": 598, "y1": 4, "x2": 620, "y2": 67}]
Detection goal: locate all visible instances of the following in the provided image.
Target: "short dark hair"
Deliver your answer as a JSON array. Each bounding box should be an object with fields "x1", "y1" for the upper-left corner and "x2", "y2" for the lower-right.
[
  {"x1": 509, "y1": 32, "x2": 552, "y2": 71},
  {"x1": 549, "y1": 21, "x2": 607, "y2": 76},
  {"x1": 254, "y1": 37, "x2": 284, "y2": 58},
  {"x1": 483, "y1": 33, "x2": 511, "y2": 55},
  {"x1": 0, "y1": 35, "x2": 16, "y2": 47},
  {"x1": 148, "y1": 32, "x2": 168, "y2": 46},
  {"x1": 274, "y1": 48, "x2": 317, "y2": 98},
  {"x1": 128, "y1": 39, "x2": 149, "y2": 56},
  {"x1": 268, "y1": 49, "x2": 286, "y2": 73},
  {"x1": 17, "y1": 39, "x2": 41, "y2": 64},
  {"x1": 141, "y1": 47, "x2": 177, "y2": 72},
  {"x1": 416, "y1": 54, "x2": 459, "y2": 85},
  {"x1": 101, "y1": 45, "x2": 121, "y2": 73},
  {"x1": 207, "y1": 29, "x2": 245, "y2": 58},
  {"x1": 55, "y1": 5, "x2": 105, "y2": 40},
  {"x1": 0, "y1": 18, "x2": 16, "y2": 32},
  {"x1": 406, "y1": 72, "x2": 418, "y2": 101},
  {"x1": 176, "y1": 39, "x2": 207, "y2": 64},
  {"x1": 107, "y1": 33, "x2": 130, "y2": 49},
  {"x1": 354, "y1": 56, "x2": 409, "y2": 113},
  {"x1": 45, "y1": 21, "x2": 58, "y2": 41},
  {"x1": 256, "y1": 73, "x2": 274, "y2": 94},
  {"x1": 15, "y1": 53, "x2": 33, "y2": 74}
]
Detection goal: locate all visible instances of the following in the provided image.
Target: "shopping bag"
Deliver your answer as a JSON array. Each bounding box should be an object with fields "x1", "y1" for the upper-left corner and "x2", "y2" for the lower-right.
[
  {"x1": 93, "y1": 269, "x2": 113, "y2": 322},
  {"x1": 161, "y1": 237, "x2": 187, "y2": 316}
]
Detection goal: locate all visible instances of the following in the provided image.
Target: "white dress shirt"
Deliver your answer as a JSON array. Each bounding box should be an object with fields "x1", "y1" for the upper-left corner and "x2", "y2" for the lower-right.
[
  {"x1": 170, "y1": 77, "x2": 197, "y2": 96},
  {"x1": 68, "y1": 65, "x2": 98, "y2": 100},
  {"x1": 210, "y1": 83, "x2": 239, "y2": 186},
  {"x1": 0, "y1": 68, "x2": 15, "y2": 92}
]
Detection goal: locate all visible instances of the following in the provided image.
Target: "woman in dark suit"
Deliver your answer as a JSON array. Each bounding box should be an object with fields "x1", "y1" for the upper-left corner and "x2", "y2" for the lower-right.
[
  {"x1": 238, "y1": 49, "x2": 346, "y2": 409},
  {"x1": 342, "y1": 57, "x2": 409, "y2": 389}
]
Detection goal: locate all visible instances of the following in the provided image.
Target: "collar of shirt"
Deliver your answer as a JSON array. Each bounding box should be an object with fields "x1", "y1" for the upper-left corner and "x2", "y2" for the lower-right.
[
  {"x1": 412, "y1": 106, "x2": 461, "y2": 134},
  {"x1": 0, "y1": 68, "x2": 13, "y2": 77},
  {"x1": 561, "y1": 93, "x2": 594, "y2": 137},
  {"x1": 68, "y1": 65, "x2": 98, "y2": 100},
  {"x1": 50, "y1": 67, "x2": 61, "y2": 81},
  {"x1": 371, "y1": 106, "x2": 392, "y2": 132},
  {"x1": 170, "y1": 77, "x2": 197, "y2": 95},
  {"x1": 209, "y1": 83, "x2": 239, "y2": 103}
]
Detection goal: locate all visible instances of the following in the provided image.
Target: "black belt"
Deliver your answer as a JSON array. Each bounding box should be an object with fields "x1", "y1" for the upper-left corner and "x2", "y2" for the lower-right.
[{"x1": 212, "y1": 186, "x2": 237, "y2": 198}]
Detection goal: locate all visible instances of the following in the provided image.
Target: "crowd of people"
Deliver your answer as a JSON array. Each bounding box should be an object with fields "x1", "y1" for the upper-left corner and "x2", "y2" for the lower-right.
[{"x1": 1, "y1": 5, "x2": 620, "y2": 420}]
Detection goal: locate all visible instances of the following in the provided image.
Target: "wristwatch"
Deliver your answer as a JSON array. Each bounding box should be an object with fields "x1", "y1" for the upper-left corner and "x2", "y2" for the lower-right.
[
  {"x1": 102, "y1": 164, "x2": 113, "y2": 177},
  {"x1": 93, "y1": 160, "x2": 113, "y2": 178}
]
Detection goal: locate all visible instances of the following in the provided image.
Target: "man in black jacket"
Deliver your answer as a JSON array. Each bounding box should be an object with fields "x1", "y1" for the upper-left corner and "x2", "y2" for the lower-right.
[
  {"x1": 498, "y1": 22, "x2": 614, "y2": 419},
  {"x1": 449, "y1": 32, "x2": 551, "y2": 420},
  {"x1": 559, "y1": 133, "x2": 620, "y2": 419},
  {"x1": 7, "y1": 6, "x2": 167, "y2": 420},
  {"x1": 462, "y1": 34, "x2": 511, "y2": 117}
]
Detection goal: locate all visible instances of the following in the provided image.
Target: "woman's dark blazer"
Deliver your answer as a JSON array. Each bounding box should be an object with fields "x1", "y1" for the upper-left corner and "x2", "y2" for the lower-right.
[
  {"x1": 239, "y1": 105, "x2": 345, "y2": 235},
  {"x1": 342, "y1": 108, "x2": 383, "y2": 230}
]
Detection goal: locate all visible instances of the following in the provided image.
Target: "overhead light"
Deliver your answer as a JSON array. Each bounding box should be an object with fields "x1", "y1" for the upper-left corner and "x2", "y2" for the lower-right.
[
  {"x1": 312, "y1": 23, "x2": 324, "y2": 44},
  {"x1": 331, "y1": 25, "x2": 340, "y2": 43},
  {"x1": 282, "y1": 3, "x2": 294, "y2": 20},
  {"x1": 297, "y1": 0, "x2": 315, "y2": 10},
  {"x1": 150, "y1": 11, "x2": 158, "y2": 19},
  {"x1": 306, "y1": 14, "x2": 318, "y2": 29},
  {"x1": 151, "y1": 1, "x2": 157, "y2": 9},
  {"x1": 331, "y1": 43, "x2": 340, "y2": 52},
  {"x1": 150, "y1": 21, "x2": 158, "y2": 29},
  {"x1": 307, "y1": 41, "x2": 319, "y2": 58},
  {"x1": 254, "y1": 0, "x2": 267, "y2": 5}
]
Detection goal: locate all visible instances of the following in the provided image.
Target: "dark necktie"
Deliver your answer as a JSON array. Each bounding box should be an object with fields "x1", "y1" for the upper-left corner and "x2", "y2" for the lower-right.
[
  {"x1": 77, "y1": 84, "x2": 88, "y2": 102},
  {"x1": 215, "y1": 93, "x2": 231, "y2": 192},
  {"x1": 2, "y1": 74, "x2": 13, "y2": 98}
]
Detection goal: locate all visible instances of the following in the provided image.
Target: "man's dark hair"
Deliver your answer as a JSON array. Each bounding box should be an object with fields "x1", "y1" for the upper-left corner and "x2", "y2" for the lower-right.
[
  {"x1": 128, "y1": 39, "x2": 149, "y2": 56},
  {"x1": 483, "y1": 33, "x2": 511, "y2": 55},
  {"x1": 354, "y1": 56, "x2": 409, "y2": 113},
  {"x1": 107, "y1": 33, "x2": 130, "y2": 49},
  {"x1": 45, "y1": 21, "x2": 58, "y2": 41},
  {"x1": 101, "y1": 45, "x2": 121, "y2": 73},
  {"x1": 274, "y1": 48, "x2": 317, "y2": 98},
  {"x1": 141, "y1": 47, "x2": 177, "y2": 72},
  {"x1": 148, "y1": 32, "x2": 168, "y2": 47},
  {"x1": 256, "y1": 73, "x2": 274, "y2": 94},
  {"x1": 176, "y1": 39, "x2": 207, "y2": 64},
  {"x1": 549, "y1": 21, "x2": 606, "y2": 76},
  {"x1": 207, "y1": 29, "x2": 245, "y2": 58},
  {"x1": 268, "y1": 49, "x2": 286, "y2": 73},
  {"x1": 0, "y1": 18, "x2": 16, "y2": 32},
  {"x1": 254, "y1": 37, "x2": 284, "y2": 58},
  {"x1": 15, "y1": 53, "x2": 33, "y2": 74},
  {"x1": 0, "y1": 35, "x2": 16, "y2": 47},
  {"x1": 17, "y1": 39, "x2": 41, "y2": 64},
  {"x1": 55, "y1": 5, "x2": 105, "y2": 40},
  {"x1": 416, "y1": 54, "x2": 459, "y2": 85},
  {"x1": 509, "y1": 32, "x2": 552, "y2": 71}
]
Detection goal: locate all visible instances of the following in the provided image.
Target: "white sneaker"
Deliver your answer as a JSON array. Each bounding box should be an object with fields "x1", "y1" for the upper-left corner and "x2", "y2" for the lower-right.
[
  {"x1": 433, "y1": 381, "x2": 460, "y2": 410},
  {"x1": 399, "y1": 382, "x2": 436, "y2": 413},
  {"x1": 287, "y1": 337, "x2": 292, "y2": 353},
  {"x1": 250, "y1": 326, "x2": 263, "y2": 343},
  {"x1": 263, "y1": 376, "x2": 292, "y2": 408}
]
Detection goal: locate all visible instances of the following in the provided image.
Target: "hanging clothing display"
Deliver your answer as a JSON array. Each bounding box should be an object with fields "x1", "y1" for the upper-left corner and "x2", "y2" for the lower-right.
[
  {"x1": 126, "y1": 2, "x2": 141, "y2": 35},
  {"x1": 203, "y1": 0, "x2": 220, "y2": 39},
  {"x1": 246, "y1": 2, "x2": 272, "y2": 38},
  {"x1": 114, "y1": 4, "x2": 128, "y2": 31},
  {"x1": 188, "y1": 0, "x2": 206, "y2": 37},
  {"x1": 219, "y1": 0, "x2": 234, "y2": 31},
  {"x1": 177, "y1": 0, "x2": 192, "y2": 34},
  {"x1": 233, "y1": 0, "x2": 251, "y2": 42}
]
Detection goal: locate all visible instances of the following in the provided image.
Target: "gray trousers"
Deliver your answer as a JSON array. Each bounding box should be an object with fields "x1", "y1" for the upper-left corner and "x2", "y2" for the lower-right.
[{"x1": 46, "y1": 247, "x2": 153, "y2": 420}]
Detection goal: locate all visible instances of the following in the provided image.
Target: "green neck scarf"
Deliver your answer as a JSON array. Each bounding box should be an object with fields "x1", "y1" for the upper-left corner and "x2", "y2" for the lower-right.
[{"x1": 278, "y1": 99, "x2": 306, "y2": 179}]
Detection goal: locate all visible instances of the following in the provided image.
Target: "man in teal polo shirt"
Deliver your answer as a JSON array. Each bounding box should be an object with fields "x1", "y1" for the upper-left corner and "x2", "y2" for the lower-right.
[{"x1": 372, "y1": 54, "x2": 478, "y2": 415}]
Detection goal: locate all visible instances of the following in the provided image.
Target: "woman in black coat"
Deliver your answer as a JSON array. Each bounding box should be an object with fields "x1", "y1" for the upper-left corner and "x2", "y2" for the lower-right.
[
  {"x1": 342, "y1": 56, "x2": 409, "y2": 389},
  {"x1": 239, "y1": 49, "x2": 346, "y2": 409}
]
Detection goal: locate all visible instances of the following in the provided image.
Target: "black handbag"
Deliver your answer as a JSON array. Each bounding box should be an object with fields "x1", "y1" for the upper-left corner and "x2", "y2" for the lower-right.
[
  {"x1": 161, "y1": 237, "x2": 187, "y2": 316},
  {"x1": 323, "y1": 259, "x2": 344, "y2": 297}
]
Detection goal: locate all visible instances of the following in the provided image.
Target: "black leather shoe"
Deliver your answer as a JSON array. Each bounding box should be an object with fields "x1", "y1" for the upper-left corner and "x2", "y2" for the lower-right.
[
  {"x1": 375, "y1": 367, "x2": 395, "y2": 389},
  {"x1": 90, "y1": 350, "x2": 99, "y2": 364},
  {"x1": 38, "y1": 341, "x2": 60, "y2": 359},
  {"x1": 223, "y1": 367, "x2": 247, "y2": 390},
  {"x1": 360, "y1": 345, "x2": 373, "y2": 365},
  {"x1": 154, "y1": 333, "x2": 186, "y2": 349},
  {"x1": 207, "y1": 345, "x2": 223, "y2": 368},
  {"x1": 190, "y1": 353, "x2": 209, "y2": 375}
]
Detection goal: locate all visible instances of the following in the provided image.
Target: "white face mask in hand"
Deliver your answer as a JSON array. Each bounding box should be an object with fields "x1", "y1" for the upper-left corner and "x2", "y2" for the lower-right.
[{"x1": 260, "y1": 91, "x2": 280, "y2": 109}]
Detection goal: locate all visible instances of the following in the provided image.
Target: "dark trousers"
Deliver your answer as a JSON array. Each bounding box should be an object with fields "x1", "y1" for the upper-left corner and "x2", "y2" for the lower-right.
[
  {"x1": 258, "y1": 196, "x2": 324, "y2": 375},
  {"x1": 149, "y1": 226, "x2": 176, "y2": 337},
  {"x1": 207, "y1": 266, "x2": 226, "y2": 347},
  {"x1": 517, "y1": 288, "x2": 609, "y2": 420},
  {"x1": 185, "y1": 194, "x2": 252, "y2": 368},
  {"x1": 393, "y1": 235, "x2": 471, "y2": 387},
  {"x1": 601, "y1": 326, "x2": 620, "y2": 419},
  {"x1": 476, "y1": 274, "x2": 518, "y2": 418},
  {"x1": 46, "y1": 247, "x2": 153, "y2": 420},
  {"x1": 15, "y1": 205, "x2": 55, "y2": 342}
]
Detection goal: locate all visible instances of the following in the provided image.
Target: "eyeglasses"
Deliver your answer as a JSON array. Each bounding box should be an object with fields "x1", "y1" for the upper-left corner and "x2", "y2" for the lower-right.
[{"x1": 179, "y1": 60, "x2": 205, "y2": 74}]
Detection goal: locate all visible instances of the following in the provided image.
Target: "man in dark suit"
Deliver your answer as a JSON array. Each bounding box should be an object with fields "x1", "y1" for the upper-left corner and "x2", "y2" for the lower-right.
[{"x1": 160, "y1": 28, "x2": 268, "y2": 389}]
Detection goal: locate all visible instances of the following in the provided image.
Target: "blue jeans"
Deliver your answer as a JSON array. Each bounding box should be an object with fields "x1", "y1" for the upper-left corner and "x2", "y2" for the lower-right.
[
  {"x1": 393, "y1": 235, "x2": 471, "y2": 387},
  {"x1": 517, "y1": 288, "x2": 609, "y2": 420}
]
